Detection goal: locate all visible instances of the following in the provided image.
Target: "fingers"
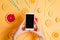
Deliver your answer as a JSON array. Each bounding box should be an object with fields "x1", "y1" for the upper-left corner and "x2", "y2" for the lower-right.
[
  {"x1": 34, "y1": 25, "x2": 38, "y2": 31},
  {"x1": 22, "y1": 25, "x2": 26, "y2": 31},
  {"x1": 34, "y1": 17, "x2": 38, "y2": 31},
  {"x1": 19, "y1": 19, "x2": 26, "y2": 31}
]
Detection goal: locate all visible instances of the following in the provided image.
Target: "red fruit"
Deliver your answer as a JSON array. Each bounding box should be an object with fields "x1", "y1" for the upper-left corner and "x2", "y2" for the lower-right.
[{"x1": 6, "y1": 14, "x2": 15, "y2": 22}]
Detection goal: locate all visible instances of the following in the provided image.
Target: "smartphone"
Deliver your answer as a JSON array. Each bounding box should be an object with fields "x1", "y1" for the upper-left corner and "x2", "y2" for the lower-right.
[{"x1": 26, "y1": 13, "x2": 34, "y2": 30}]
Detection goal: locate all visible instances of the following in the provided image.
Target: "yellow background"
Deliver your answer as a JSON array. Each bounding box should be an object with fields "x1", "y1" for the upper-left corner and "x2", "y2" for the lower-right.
[{"x1": 0, "y1": 0, "x2": 60, "y2": 40}]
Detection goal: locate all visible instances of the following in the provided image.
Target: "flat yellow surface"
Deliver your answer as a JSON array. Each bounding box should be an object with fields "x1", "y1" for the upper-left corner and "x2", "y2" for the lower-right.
[{"x1": 0, "y1": 0, "x2": 60, "y2": 40}]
